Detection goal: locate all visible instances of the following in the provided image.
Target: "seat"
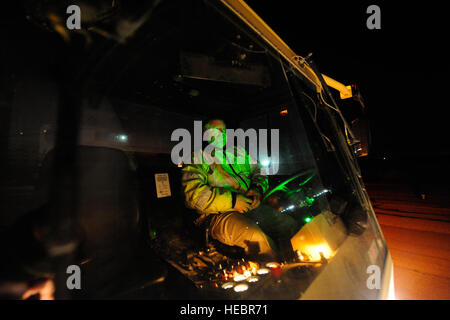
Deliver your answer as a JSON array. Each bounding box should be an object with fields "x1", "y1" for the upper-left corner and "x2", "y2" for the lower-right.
[
  {"x1": 37, "y1": 146, "x2": 167, "y2": 299},
  {"x1": 133, "y1": 153, "x2": 204, "y2": 252},
  {"x1": 133, "y1": 153, "x2": 249, "y2": 263}
]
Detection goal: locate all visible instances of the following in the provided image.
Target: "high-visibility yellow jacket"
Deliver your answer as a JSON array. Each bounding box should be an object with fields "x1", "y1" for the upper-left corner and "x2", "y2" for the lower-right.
[{"x1": 181, "y1": 147, "x2": 269, "y2": 225}]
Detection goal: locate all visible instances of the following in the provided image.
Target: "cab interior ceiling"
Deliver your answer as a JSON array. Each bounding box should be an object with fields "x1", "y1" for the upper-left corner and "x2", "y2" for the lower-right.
[{"x1": 89, "y1": 0, "x2": 297, "y2": 123}]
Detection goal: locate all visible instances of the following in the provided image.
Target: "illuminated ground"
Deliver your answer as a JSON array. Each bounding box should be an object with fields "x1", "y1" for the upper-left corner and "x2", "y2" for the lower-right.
[{"x1": 366, "y1": 183, "x2": 450, "y2": 300}]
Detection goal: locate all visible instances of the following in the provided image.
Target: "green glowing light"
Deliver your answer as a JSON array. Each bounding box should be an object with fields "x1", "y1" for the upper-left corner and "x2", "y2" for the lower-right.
[{"x1": 304, "y1": 217, "x2": 311, "y2": 223}]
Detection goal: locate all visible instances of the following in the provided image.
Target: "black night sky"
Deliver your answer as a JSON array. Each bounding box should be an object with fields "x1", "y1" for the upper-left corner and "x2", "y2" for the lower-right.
[{"x1": 246, "y1": 1, "x2": 448, "y2": 158}]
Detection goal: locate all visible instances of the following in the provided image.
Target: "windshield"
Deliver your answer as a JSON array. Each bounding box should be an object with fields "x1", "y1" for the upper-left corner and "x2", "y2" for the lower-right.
[{"x1": 0, "y1": 0, "x2": 388, "y2": 300}]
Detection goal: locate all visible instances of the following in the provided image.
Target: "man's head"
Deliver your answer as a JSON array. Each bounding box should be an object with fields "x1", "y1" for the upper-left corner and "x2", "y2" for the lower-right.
[
  {"x1": 204, "y1": 119, "x2": 226, "y2": 131},
  {"x1": 204, "y1": 119, "x2": 227, "y2": 148}
]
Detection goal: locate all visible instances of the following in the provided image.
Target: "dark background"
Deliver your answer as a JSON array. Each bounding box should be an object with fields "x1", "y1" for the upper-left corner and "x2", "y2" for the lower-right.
[{"x1": 246, "y1": 1, "x2": 448, "y2": 159}]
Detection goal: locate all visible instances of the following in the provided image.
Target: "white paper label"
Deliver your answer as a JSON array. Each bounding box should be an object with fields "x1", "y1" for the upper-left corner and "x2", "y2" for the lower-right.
[{"x1": 154, "y1": 173, "x2": 171, "y2": 198}]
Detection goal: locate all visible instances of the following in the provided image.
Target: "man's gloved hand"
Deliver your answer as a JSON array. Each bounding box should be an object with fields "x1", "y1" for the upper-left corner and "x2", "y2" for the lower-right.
[
  {"x1": 246, "y1": 188, "x2": 262, "y2": 210},
  {"x1": 234, "y1": 194, "x2": 253, "y2": 213}
]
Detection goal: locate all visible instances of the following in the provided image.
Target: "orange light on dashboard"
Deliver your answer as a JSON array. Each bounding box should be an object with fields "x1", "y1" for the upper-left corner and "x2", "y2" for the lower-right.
[
  {"x1": 280, "y1": 109, "x2": 288, "y2": 116},
  {"x1": 257, "y1": 268, "x2": 269, "y2": 275},
  {"x1": 233, "y1": 274, "x2": 246, "y2": 282},
  {"x1": 303, "y1": 243, "x2": 334, "y2": 262},
  {"x1": 265, "y1": 262, "x2": 280, "y2": 269},
  {"x1": 221, "y1": 282, "x2": 234, "y2": 290},
  {"x1": 233, "y1": 283, "x2": 248, "y2": 292}
]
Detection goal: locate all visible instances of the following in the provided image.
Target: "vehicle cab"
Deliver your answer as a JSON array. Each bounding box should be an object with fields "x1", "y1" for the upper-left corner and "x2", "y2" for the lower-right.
[{"x1": 0, "y1": 0, "x2": 394, "y2": 299}]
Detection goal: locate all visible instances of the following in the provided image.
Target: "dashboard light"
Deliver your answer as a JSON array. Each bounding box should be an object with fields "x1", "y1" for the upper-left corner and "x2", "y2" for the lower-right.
[
  {"x1": 266, "y1": 262, "x2": 280, "y2": 269},
  {"x1": 281, "y1": 205, "x2": 295, "y2": 213},
  {"x1": 221, "y1": 282, "x2": 234, "y2": 290},
  {"x1": 305, "y1": 197, "x2": 315, "y2": 206},
  {"x1": 233, "y1": 283, "x2": 248, "y2": 292},
  {"x1": 248, "y1": 261, "x2": 259, "y2": 275},
  {"x1": 257, "y1": 268, "x2": 269, "y2": 275},
  {"x1": 296, "y1": 251, "x2": 309, "y2": 262},
  {"x1": 247, "y1": 276, "x2": 259, "y2": 283},
  {"x1": 303, "y1": 243, "x2": 333, "y2": 262},
  {"x1": 233, "y1": 274, "x2": 246, "y2": 282}
]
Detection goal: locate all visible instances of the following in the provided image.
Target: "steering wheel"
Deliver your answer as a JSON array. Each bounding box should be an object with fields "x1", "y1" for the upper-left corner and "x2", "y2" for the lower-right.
[{"x1": 263, "y1": 168, "x2": 316, "y2": 201}]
